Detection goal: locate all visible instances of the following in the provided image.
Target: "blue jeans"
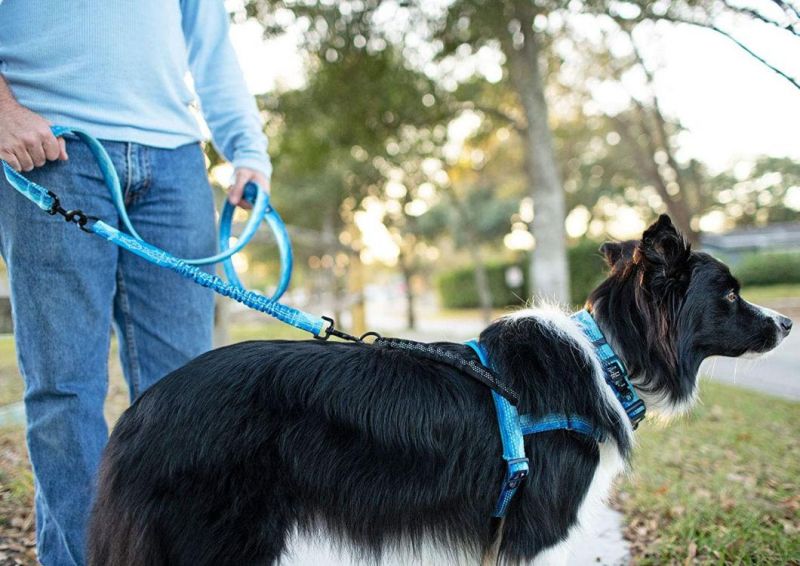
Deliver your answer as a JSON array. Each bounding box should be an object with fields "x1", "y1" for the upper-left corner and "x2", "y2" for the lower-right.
[{"x1": 0, "y1": 138, "x2": 216, "y2": 565}]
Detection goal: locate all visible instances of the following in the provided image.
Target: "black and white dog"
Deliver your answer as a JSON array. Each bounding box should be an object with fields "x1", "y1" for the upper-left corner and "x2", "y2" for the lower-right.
[{"x1": 87, "y1": 215, "x2": 792, "y2": 565}]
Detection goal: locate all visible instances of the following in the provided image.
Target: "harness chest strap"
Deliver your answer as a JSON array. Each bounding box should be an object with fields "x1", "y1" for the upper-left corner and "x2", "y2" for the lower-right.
[{"x1": 464, "y1": 340, "x2": 602, "y2": 518}]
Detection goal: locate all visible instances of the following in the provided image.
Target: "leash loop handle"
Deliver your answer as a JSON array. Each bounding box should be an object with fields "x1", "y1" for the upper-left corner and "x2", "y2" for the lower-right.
[{"x1": 2, "y1": 126, "x2": 292, "y2": 301}]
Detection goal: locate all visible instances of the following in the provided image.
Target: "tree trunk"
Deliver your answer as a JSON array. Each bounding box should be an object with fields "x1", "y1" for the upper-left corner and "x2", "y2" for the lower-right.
[
  {"x1": 447, "y1": 188, "x2": 494, "y2": 323},
  {"x1": 321, "y1": 213, "x2": 342, "y2": 322},
  {"x1": 400, "y1": 255, "x2": 416, "y2": 331},
  {"x1": 469, "y1": 245, "x2": 493, "y2": 325},
  {"x1": 612, "y1": 112, "x2": 698, "y2": 244},
  {"x1": 617, "y1": 37, "x2": 700, "y2": 244},
  {"x1": 348, "y1": 250, "x2": 367, "y2": 335},
  {"x1": 213, "y1": 295, "x2": 230, "y2": 347},
  {"x1": 504, "y1": 3, "x2": 570, "y2": 303}
]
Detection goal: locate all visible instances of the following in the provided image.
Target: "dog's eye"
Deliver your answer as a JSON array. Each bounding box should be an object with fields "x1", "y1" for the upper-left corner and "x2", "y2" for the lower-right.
[{"x1": 726, "y1": 290, "x2": 738, "y2": 303}]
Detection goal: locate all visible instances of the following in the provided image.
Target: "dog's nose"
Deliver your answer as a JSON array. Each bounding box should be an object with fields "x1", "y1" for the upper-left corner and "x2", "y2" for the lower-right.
[{"x1": 778, "y1": 316, "x2": 793, "y2": 336}]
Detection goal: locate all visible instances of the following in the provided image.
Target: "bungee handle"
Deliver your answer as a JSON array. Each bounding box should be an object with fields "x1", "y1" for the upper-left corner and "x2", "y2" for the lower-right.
[{"x1": 3, "y1": 126, "x2": 292, "y2": 301}]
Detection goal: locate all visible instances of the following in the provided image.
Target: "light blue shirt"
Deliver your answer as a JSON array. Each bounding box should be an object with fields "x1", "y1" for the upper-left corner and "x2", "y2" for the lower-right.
[{"x1": 0, "y1": 0, "x2": 271, "y2": 178}]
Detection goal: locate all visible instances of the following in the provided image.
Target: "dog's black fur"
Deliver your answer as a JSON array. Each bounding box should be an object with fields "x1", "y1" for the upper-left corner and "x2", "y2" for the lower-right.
[{"x1": 87, "y1": 215, "x2": 791, "y2": 565}]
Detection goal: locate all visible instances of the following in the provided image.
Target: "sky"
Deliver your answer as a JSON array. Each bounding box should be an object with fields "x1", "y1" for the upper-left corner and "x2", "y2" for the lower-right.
[{"x1": 227, "y1": 10, "x2": 800, "y2": 174}]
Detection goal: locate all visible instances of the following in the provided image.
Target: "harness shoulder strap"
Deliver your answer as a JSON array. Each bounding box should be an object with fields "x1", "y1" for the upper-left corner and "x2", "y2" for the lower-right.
[{"x1": 464, "y1": 340, "x2": 600, "y2": 518}]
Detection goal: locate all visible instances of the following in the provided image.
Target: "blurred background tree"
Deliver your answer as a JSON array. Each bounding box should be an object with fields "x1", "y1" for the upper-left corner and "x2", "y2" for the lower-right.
[{"x1": 201, "y1": 0, "x2": 800, "y2": 327}]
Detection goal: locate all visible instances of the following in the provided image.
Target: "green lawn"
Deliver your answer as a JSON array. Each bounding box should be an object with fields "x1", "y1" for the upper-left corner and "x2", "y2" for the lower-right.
[
  {"x1": 619, "y1": 380, "x2": 799, "y2": 564},
  {"x1": 741, "y1": 283, "x2": 800, "y2": 303},
  {"x1": 229, "y1": 321, "x2": 309, "y2": 342}
]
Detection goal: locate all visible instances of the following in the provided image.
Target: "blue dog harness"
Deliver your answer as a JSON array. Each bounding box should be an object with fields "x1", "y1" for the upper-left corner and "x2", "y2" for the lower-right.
[{"x1": 466, "y1": 310, "x2": 645, "y2": 518}]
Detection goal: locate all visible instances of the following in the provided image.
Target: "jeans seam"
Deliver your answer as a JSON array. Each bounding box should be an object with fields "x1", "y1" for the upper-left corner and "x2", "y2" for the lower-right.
[
  {"x1": 115, "y1": 268, "x2": 142, "y2": 399},
  {"x1": 125, "y1": 145, "x2": 152, "y2": 206},
  {"x1": 142, "y1": 145, "x2": 152, "y2": 194},
  {"x1": 123, "y1": 143, "x2": 133, "y2": 205}
]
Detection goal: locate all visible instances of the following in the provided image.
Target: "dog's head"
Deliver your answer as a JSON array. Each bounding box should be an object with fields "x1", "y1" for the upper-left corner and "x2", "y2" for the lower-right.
[{"x1": 588, "y1": 214, "x2": 792, "y2": 418}]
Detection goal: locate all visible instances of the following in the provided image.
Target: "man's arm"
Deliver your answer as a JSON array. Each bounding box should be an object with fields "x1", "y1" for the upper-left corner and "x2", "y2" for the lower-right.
[
  {"x1": 180, "y1": 1, "x2": 272, "y2": 206},
  {"x1": 0, "y1": 74, "x2": 67, "y2": 172}
]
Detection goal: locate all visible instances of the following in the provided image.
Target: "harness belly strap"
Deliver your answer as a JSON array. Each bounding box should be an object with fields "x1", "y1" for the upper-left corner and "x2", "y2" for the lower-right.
[{"x1": 464, "y1": 340, "x2": 600, "y2": 518}]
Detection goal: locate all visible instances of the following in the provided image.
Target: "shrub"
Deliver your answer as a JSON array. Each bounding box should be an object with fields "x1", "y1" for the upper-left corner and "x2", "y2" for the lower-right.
[
  {"x1": 569, "y1": 239, "x2": 607, "y2": 305},
  {"x1": 735, "y1": 251, "x2": 800, "y2": 287},
  {"x1": 437, "y1": 240, "x2": 608, "y2": 309},
  {"x1": 437, "y1": 261, "x2": 526, "y2": 309}
]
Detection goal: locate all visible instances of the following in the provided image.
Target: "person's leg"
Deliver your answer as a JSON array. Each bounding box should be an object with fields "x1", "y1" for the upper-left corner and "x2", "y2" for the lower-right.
[
  {"x1": 0, "y1": 138, "x2": 124, "y2": 565},
  {"x1": 112, "y1": 142, "x2": 216, "y2": 399}
]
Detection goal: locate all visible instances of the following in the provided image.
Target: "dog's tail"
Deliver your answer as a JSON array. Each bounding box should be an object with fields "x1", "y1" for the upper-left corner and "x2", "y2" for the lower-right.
[{"x1": 87, "y1": 449, "x2": 165, "y2": 566}]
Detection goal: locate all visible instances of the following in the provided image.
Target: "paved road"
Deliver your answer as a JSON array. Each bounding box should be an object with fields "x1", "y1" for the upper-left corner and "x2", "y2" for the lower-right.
[{"x1": 701, "y1": 328, "x2": 800, "y2": 400}]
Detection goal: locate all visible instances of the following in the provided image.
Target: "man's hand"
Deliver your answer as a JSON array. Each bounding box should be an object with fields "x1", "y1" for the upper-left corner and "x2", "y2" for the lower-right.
[
  {"x1": 0, "y1": 98, "x2": 67, "y2": 172},
  {"x1": 228, "y1": 167, "x2": 270, "y2": 209}
]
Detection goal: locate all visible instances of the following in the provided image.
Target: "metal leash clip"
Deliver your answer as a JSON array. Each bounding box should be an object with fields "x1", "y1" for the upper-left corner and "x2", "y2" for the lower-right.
[
  {"x1": 315, "y1": 316, "x2": 382, "y2": 343},
  {"x1": 46, "y1": 190, "x2": 97, "y2": 233}
]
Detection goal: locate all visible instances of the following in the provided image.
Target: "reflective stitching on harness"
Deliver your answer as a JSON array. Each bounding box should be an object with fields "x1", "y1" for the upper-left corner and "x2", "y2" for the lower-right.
[{"x1": 376, "y1": 338, "x2": 519, "y2": 404}]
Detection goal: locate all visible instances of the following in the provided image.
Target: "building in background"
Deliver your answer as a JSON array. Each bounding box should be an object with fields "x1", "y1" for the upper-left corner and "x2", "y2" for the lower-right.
[{"x1": 702, "y1": 223, "x2": 800, "y2": 265}]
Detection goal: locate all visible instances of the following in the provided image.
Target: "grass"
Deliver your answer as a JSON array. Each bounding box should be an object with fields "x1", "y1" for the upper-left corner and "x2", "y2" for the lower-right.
[
  {"x1": 0, "y1": 336, "x2": 22, "y2": 406},
  {"x1": 741, "y1": 283, "x2": 800, "y2": 303},
  {"x1": 229, "y1": 321, "x2": 309, "y2": 342},
  {"x1": 618, "y1": 379, "x2": 800, "y2": 564}
]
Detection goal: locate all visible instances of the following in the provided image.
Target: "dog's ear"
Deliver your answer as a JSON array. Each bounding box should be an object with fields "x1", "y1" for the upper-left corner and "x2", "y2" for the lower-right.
[
  {"x1": 600, "y1": 240, "x2": 637, "y2": 268},
  {"x1": 636, "y1": 214, "x2": 691, "y2": 292},
  {"x1": 599, "y1": 242, "x2": 624, "y2": 267}
]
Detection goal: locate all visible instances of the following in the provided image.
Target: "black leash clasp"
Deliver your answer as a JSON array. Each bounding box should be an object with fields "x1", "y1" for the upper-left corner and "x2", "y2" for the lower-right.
[
  {"x1": 46, "y1": 190, "x2": 96, "y2": 233},
  {"x1": 315, "y1": 316, "x2": 382, "y2": 343}
]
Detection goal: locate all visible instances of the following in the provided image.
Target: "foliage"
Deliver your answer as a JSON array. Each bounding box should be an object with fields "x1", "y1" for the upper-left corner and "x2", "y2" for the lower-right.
[
  {"x1": 436, "y1": 239, "x2": 607, "y2": 308},
  {"x1": 238, "y1": 0, "x2": 800, "y2": 308},
  {"x1": 568, "y1": 238, "x2": 608, "y2": 304},
  {"x1": 735, "y1": 251, "x2": 800, "y2": 287},
  {"x1": 704, "y1": 157, "x2": 800, "y2": 229},
  {"x1": 264, "y1": 44, "x2": 444, "y2": 231},
  {"x1": 418, "y1": 186, "x2": 519, "y2": 247},
  {"x1": 619, "y1": 380, "x2": 800, "y2": 564},
  {"x1": 437, "y1": 260, "x2": 526, "y2": 309}
]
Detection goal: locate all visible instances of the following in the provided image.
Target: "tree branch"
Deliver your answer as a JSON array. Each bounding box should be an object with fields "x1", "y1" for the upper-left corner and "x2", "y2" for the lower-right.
[
  {"x1": 459, "y1": 101, "x2": 527, "y2": 133},
  {"x1": 685, "y1": 18, "x2": 800, "y2": 90},
  {"x1": 721, "y1": 0, "x2": 799, "y2": 36},
  {"x1": 770, "y1": 0, "x2": 800, "y2": 22},
  {"x1": 608, "y1": 11, "x2": 800, "y2": 91},
  {"x1": 627, "y1": 33, "x2": 702, "y2": 210}
]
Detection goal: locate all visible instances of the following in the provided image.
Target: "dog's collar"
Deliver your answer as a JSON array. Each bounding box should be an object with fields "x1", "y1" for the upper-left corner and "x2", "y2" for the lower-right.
[
  {"x1": 570, "y1": 309, "x2": 646, "y2": 429},
  {"x1": 465, "y1": 340, "x2": 602, "y2": 519}
]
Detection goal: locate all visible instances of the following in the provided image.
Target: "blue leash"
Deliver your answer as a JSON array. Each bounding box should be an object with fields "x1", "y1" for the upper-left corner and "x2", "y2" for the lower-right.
[{"x1": 1, "y1": 126, "x2": 330, "y2": 337}]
